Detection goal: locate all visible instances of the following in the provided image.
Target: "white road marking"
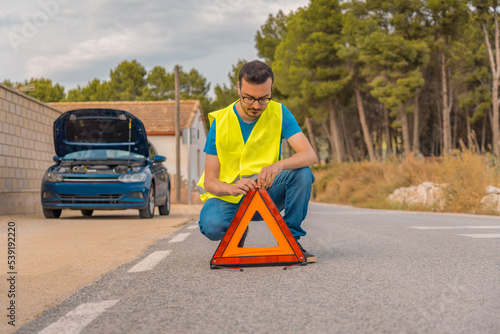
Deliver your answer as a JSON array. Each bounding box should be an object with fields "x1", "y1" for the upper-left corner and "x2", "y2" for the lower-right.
[
  {"x1": 127, "y1": 250, "x2": 172, "y2": 273},
  {"x1": 169, "y1": 232, "x2": 191, "y2": 243},
  {"x1": 458, "y1": 234, "x2": 500, "y2": 238},
  {"x1": 310, "y1": 211, "x2": 396, "y2": 215},
  {"x1": 411, "y1": 226, "x2": 500, "y2": 230},
  {"x1": 38, "y1": 299, "x2": 119, "y2": 334},
  {"x1": 187, "y1": 224, "x2": 198, "y2": 230}
]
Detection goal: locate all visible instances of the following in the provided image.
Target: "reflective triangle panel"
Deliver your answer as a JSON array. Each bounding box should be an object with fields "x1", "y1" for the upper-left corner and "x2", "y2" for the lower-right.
[{"x1": 211, "y1": 188, "x2": 305, "y2": 268}]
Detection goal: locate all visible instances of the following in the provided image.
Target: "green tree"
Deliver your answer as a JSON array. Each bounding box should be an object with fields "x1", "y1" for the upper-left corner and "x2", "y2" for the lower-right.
[
  {"x1": 274, "y1": 0, "x2": 350, "y2": 162},
  {"x1": 64, "y1": 61, "x2": 211, "y2": 111},
  {"x1": 255, "y1": 10, "x2": 288, "y2": 65},
  {"x1": 471, "y1": 0, "x2": 500, "y2": 156},
  {"x1": 3, "y1": 78, "x2": 65, "y2": 102},
  {"x1": 65, "y1": 79, "x2": 113, "y2": 101},
  {"x1": 337, "y1": 3, "x2": 380, "y2": 161},
  {"x1": 108, "y1": 59, "x2": 147, "y2": 101},
  {"x1": 360, "y1": 31, "x2": 430, "y2": 156},
  {"x1": 2, "y1": 79, "x2": 16, "y2": 88},
  {"x1": 427, "y1": 0, "x2": 470, "y2": 154},
  {"x1": 255, "y1": 10, "x2": 291, "y2": 102},
  {"x1": 208, "y1": 59, "x2": 246, "y2": 112},
  {"x1": 141, "y1": 66, "x2": 171, "y2": 101},
  {"x1": 141, "y1": 65, "x2": 211, "y2": 113},
  {"x1": 362, "y1": 0, "x2": 432, "y2": 154},
  {"x1": 180, "y1": 68, "x2": 211, "y2": 113},
  {"x1": 448, "y1": 18, "x2": 490, "y2": 151}
]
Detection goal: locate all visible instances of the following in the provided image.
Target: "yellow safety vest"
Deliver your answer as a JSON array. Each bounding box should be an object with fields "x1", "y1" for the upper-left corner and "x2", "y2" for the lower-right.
[{"x1": 197, "y1": 100, "x2": 283, "y2": 203}]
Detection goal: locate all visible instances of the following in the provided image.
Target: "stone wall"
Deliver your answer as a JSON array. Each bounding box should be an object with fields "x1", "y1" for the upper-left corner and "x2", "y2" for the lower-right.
[{"x1": 0, "y1": 84, "x2": 62, "y2": 214}]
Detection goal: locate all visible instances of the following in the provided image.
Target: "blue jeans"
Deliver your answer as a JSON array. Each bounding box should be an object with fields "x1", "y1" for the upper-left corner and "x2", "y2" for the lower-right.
[{"x1": 199, "y1": 167, "x2": 314, "y2": 241}]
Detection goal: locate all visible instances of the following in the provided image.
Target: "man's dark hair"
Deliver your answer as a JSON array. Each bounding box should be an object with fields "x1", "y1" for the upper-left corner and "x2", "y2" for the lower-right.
[{"x1": 238, "y1": 60, "x2": 274, "y2": 86}]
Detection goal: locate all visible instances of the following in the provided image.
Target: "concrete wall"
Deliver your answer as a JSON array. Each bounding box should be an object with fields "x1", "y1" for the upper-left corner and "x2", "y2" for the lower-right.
[{"x1": 0, "y1": 84, "x2": 62, "y2": 214}]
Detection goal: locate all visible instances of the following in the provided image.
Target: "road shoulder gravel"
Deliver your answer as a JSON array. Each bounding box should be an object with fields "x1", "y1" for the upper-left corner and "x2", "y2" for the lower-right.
[{"x1": 0, "y1": 205, "x2": 201, "y2": 333}]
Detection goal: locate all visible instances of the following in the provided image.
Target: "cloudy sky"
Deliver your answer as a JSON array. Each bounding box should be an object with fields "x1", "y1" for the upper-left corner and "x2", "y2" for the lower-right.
[{"x1": 1, "y1": 0, "x2": 309, "y2": 96}]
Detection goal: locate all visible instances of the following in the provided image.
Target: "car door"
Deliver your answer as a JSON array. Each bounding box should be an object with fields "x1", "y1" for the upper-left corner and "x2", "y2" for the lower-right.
[{"x1": 149, "y1": 144, "x2": 167, "y2": 202}]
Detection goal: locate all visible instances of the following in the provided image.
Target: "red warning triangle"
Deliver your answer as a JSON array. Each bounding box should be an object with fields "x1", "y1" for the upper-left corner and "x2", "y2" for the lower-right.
[{"x1": 211, "y1": 188, "x2": 305, "y2": 268}]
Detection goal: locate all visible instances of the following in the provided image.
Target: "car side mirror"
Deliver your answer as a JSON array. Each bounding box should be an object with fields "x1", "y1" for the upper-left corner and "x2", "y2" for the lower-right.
[
  {"x1": 153, "y1": 155, "x2": 166, "y2": 163},
  {"x1": 53, "y1": 156, "x2": 61, "y2": 162}
]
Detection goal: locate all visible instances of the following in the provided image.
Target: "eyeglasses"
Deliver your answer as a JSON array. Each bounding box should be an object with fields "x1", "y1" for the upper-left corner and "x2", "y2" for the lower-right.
[{"x1": 241, "y1": 95, "x2": 272, "y2": 105}]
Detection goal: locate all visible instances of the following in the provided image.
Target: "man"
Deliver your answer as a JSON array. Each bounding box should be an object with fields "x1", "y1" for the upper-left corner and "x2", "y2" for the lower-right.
[{"x1": 197, "y1": 60, "x2": 318, "y2": 262}]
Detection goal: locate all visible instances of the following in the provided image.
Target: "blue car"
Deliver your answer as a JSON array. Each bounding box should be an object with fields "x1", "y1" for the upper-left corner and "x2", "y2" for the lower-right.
[{"x1": 41, "y1": 108, "x2": 170, "y2": 219}]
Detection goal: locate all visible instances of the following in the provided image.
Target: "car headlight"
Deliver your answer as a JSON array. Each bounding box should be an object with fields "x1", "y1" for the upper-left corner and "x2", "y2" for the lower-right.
[
  {"x1": 118, "y1": 172, "x2": 147, "y2": 183},
  {"x1": 44, "y1": 171, "x2": 63, "y2": 182}
]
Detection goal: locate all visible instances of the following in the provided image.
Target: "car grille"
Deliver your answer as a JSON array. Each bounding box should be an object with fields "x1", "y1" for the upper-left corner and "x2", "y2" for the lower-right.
[
  {"x1": 62, "y1": 176, "x2": 120, "y2": 182},
  {"x1": 58, "y1": 194, "x2": 123, "y2": 204}
]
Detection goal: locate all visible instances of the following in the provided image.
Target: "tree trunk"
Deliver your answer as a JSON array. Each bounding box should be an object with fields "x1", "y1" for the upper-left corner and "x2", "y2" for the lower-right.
[
  {"x1": 321, "y1": 120, "x2": 335, "y2": 162},
  {"x1": 305, "y1": 117, "x2": 320, "y2": 162},
  {"x1": 384, "y1": 108, "x2": 394, "y2": 157},
  {"x1": 328, "y1": 101, "x2": 345, "y2": 162},
  {"x1": 400, "y1": 105, "x2": 411, "y2": 157},
  {"x1": 413, "y1": 90, "x2": 420, "y2": 153},
  {"x1": 348, "y1": 132, "x2": 359, "y2": 161},
  {"x1": 490, "y1": 109, "x2": 494, "y2": 151},
  {"x1": 453, "y1": 103, "x2": 459, "y2": 149},
  {"x1": 481, "y1": 110, "x2": 488, "y2": 153},
  {"x1": 466, "y1": 116, "x2": 471, "y2": 150},
  {"x1": 483, "y1": 15, "x2": 500, "y2": 157},
  {"x1": 353, "y1": 73, "x2": 375, "y2": 161},
  {"x1": 494, "y1": 72, "x2": 500, "y2": 155},
  {"x1": 435, "y1": 78, "x2": 443, "y2": 155},
  {"x1": 383, "y1": 108, "x2": 392, "y2": 158},
  {"x1": 339, "y1": 108, "x2": 356, "y2": 161},
  {"x1": 441, "y1": 51, "x2": 452, "y2": 154},
  {"x1": 393, "y1": 128, "x2": 400, "y2": 155},
  {"x1": 357, "y1": 122, "x2": 367, "y2": 158}
]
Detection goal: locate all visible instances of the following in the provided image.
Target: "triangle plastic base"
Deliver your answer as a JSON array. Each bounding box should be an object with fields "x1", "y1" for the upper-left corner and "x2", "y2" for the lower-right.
[{"x1": 210, "y1": 188, "x2": 306, "y2": 268}]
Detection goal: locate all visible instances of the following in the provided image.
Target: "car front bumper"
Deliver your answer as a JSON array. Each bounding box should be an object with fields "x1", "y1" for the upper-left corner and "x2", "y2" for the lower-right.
[{"x1": 41, "y1": 181, "x2": 150, "y2": 210}]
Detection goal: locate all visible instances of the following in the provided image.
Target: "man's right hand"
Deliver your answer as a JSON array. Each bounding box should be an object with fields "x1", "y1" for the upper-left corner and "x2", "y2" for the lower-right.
[{"x1": 230, "y1": 178, "x2": 257, "y2": 196}]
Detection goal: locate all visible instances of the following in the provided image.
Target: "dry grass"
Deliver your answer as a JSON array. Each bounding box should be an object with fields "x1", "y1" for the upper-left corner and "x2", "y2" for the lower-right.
[{"x1": 312, "y1": 151, "x2": 500, "y2": 214}]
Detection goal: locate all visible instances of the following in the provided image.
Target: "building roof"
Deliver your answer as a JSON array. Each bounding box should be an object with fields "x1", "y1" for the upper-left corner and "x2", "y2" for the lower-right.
[{"x1": 48, "y1": 100, "x2": 202, "y2": 135}]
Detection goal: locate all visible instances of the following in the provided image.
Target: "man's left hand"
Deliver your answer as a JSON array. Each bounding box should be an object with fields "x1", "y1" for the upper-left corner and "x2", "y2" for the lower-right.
[{"x1": 258, "y1": 162, "x2": 284, "y2": 189}]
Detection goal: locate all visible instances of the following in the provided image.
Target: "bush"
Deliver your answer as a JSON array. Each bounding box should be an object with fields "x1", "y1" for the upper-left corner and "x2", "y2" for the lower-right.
[
  {"x1": 436, "y1": 151, "x2": 496, "y2": 213},
  {"x1": 312, "y1": 152, "x2": 500, "y2": 214}
]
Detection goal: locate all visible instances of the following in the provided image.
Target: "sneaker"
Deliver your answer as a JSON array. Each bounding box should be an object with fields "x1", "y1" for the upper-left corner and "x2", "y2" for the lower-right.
[
  {"x1": 238, "y1": 227, "x2": 249, "y2": 247},
  {"x1": 297, "y1": 242, "x2": 316, "y2": 263}
]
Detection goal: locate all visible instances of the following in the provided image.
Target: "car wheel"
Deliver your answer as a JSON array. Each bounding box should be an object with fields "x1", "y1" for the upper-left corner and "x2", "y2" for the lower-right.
[
  {"x1": 43, "y1": 208, "x2": 62, "y2": 219},
  {"x1": 81, "y1": 210, "x2": 93, "y2": 217},
  {"x1": 159, "y1": 187, "x2": 170, "y2": 216},
  {"x1": 139, "y1": 185, "x2": 155, "y2": 219}
]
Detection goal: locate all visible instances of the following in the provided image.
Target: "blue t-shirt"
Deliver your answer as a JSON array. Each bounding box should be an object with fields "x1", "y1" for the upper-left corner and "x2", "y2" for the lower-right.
[{"x1": 203, "y1": 103, "x2": 301, "y2": 156}]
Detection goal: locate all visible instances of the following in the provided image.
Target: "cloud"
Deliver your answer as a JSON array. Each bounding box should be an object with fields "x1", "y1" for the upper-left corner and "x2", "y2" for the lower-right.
[
  {"x1": 25, "y1": 30, "x2": 154, "y2": 77},
  {"x1": 2, "y1": 0, "x2": 309, "y2": 92}
]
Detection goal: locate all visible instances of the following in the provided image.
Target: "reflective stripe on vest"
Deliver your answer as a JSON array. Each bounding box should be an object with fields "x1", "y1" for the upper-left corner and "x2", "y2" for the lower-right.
[{"x1": 197, "y1": 100, "x2": 282, "y2": 203}]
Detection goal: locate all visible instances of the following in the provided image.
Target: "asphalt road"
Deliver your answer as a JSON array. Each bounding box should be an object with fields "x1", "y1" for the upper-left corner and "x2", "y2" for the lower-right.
[{"x1": 16, "y1": 203, "x2": 500, "y2": 333}]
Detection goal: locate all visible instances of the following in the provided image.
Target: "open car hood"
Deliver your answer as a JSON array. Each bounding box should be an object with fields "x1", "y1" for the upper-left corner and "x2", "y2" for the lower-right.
[{"x1": 53, "y1": 108, "x2": 149, "y2": 158}]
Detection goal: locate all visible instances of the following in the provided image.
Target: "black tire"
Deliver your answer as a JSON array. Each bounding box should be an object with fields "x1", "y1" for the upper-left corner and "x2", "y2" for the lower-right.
[
  {"x1": 158, "y1": 187, "x2": 170, "y2": 216},
  {"x1": 43, "y1": 208, "x2": 62, "y2": 219},
  {"x1": 139, "y1": 185, "x2": 155, "y2": 219},
  {"x1": 81, "y1": 210, "x2": 93, "y2": 217}
]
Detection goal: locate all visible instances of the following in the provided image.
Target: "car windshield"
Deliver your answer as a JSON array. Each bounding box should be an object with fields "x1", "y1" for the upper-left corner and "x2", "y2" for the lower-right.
[{"x1": 61, "y1": 149, "x2": 146, "y2": 161}]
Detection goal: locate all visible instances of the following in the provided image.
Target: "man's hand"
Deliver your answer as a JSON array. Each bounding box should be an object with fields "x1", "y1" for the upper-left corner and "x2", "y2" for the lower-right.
[
  {"x1": 230, "y1": 178, "x2": 258, "y2": 196},
  {"x1": 254, "y1": 132, "x2": 318, "y2": 189},
  {"x1": 258, "y1": 161, "x2": 284, "y2": 189}
]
